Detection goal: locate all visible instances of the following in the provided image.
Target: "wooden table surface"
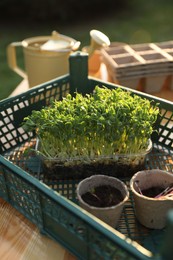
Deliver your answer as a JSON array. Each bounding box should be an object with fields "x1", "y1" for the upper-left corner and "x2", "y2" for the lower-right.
[
  {"x1": 5, "y1": 58, "x2": 173, "y2": 260},
  {"x1": 0, "y1": 198, "x2": 76, "y2": 260}
]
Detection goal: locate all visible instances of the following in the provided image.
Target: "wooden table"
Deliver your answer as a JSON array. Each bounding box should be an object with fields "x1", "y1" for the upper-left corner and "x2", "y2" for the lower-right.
[{"x1": 0, "y1": 198, "x2": 75, "y2": 260}]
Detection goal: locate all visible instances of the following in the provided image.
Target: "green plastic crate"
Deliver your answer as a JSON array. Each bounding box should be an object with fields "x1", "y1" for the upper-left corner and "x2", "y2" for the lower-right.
[{"x1": 0, "y1": 52, "x2": 173, "y2": 259}]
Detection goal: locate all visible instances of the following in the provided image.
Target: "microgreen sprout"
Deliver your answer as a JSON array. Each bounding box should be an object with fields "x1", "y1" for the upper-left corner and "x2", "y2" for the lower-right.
[{"x1": 22, "y1": 86, "x2": 159, "y2": 164}]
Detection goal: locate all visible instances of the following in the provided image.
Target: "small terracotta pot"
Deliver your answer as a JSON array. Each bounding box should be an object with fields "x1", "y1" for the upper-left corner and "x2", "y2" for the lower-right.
[
  {"x1": 76, "y1": 175, "x2": 129, "y2": 228},
  {"x1": 130, "y1": 169, "x2": 173, "y2": 229}
]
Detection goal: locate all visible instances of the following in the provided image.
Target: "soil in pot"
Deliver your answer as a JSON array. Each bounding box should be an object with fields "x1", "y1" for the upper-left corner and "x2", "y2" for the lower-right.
[
  {"x1": 81, "y1": 185, "x2": 124, "y2": 207},
  {"x1": 141, "y1": 186, "x2": 165, "y2": 198},
  {"x1": 135, "y1": 180, "x2": 173, "y2": 198}
]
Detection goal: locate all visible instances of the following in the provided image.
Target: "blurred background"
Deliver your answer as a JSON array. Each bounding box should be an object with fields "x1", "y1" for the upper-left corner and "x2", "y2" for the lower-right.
[{"x1": 0, "y1": 0, "x2": 173, "y2": 99}]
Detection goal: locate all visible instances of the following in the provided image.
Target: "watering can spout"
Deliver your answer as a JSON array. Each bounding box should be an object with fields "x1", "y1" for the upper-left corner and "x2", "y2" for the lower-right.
[
  {"x1": 82, "y1": 29, "x2": 110, "y2": 75},
  {"x1": 85, "y1": 29, "x2": 110, "y2": 56}
]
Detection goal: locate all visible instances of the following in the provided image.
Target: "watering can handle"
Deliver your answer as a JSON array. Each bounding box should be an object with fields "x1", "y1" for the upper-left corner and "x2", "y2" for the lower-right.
[{"x1": 7, "y1": 42, "x2": 27, "y2": 79}]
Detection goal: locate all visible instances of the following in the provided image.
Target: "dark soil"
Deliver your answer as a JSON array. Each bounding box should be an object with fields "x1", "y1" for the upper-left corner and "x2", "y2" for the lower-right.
[
  {"x1": 42, "y1": 160, "x2": 145, "y2": 181},
  {"x1": 141, "y1": 186, "x2": 164, "y2": 198},
  {"x1": 81, "y1": 185, "x2": 124, "y2": 207}
]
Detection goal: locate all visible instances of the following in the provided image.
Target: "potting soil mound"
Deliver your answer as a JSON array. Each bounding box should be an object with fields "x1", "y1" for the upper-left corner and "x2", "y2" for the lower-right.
[{"x1": 81, "y1": 185, "x2": 124, "y2": 207}]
